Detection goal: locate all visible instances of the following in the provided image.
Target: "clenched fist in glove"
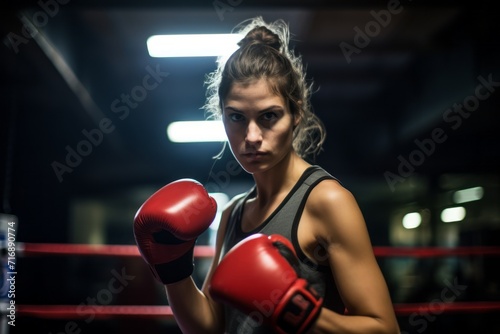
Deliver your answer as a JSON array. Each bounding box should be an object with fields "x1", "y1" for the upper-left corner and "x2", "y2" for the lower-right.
[
  {"x1": 209, "y1": 233, "x2": 323, "y2": 334},
  {"x1": 133, "y1": 179, "x2": 217, "y2": 284}
]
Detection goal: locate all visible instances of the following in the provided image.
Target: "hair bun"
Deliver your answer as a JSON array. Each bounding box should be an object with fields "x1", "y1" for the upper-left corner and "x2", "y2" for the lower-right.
[{"x1": 238, "y1": 26, "x2": 281, "y2": 51}]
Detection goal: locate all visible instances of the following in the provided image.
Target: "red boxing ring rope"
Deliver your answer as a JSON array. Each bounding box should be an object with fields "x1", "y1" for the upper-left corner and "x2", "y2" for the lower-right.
[
  {"x1": 11, "y1": 242, "x2": 500, "y2": 319},
  {"x1": 16, "y1": 302, "x2": 500, "y2": 319},
  {"x1": 17, "y1": 242, "x2": 215, "y2": 258},
  {"x1": 17, "y1": 242, "x2": 500, "y2": 258}
]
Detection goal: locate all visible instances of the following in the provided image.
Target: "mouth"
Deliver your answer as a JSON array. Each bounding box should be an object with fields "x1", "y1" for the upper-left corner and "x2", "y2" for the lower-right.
[{"x1": 242, "y1": 151, "x2": 267, "y2": 159}]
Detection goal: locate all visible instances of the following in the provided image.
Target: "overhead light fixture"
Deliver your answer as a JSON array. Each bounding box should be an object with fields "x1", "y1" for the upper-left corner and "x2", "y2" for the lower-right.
[
  {"x1": 453, "y1": 186, "x2": 484, "y2": 204},
  {"x1": 147, "y1": 34, "x2": 244, "y2": 58},
  {"x1": 167, "y1": 120, "x2": 227, "y2": 143},
  {"x1": 402, "y1": 212, "x2": 422, "y2": 229},
  {"x1": 441, "y1": 207, "x2": 466, "y2": 223}
]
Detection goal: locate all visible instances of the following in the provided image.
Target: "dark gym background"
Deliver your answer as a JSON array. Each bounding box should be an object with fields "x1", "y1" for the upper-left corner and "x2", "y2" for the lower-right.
[{"x1": 1, "y1": 1, "x2": 499, "y2": 333}]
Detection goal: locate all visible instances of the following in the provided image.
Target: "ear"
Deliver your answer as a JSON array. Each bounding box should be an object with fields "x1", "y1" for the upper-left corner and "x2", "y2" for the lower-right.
[
  {"x1": 293, "y1": 114, "x2": 301, "y2": 128},
  {"x1": 293, "y1": 101, "x2": 303, "y2": 128}
]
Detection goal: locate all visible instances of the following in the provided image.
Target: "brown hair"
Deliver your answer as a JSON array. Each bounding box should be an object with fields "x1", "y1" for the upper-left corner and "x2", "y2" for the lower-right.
[{"x1": 204, "y1": 17, "x2": 325, "y2": 159}]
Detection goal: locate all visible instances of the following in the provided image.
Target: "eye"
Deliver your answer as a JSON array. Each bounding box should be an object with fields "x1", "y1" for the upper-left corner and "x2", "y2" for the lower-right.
[
  {"x1": 227, "y1": 112, "x2": 245, "y2": 122},
  {"x1": 261, "y1": 112, "x2": 278, "y2": 122}
]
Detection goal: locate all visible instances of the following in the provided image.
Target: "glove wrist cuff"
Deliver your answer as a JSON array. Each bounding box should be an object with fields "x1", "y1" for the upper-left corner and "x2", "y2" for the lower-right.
[
  {"x1": 152, "y1": 245, "x2": 195, "y2": 284},
  {"x1": 275, "y1": 279, "x2": 323, "y2": 334}
]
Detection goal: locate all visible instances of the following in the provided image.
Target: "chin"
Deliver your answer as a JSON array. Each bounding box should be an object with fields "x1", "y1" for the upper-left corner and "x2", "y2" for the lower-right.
[
  {"x1": 238, "y1": 164, "x2": 261, "y2": 175},
  {"x1": 240, "y1": 161, "x2": 278, "y2": 176}
]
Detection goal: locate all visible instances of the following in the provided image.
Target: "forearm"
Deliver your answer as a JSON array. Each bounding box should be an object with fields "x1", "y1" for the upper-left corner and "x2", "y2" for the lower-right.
[
  {"x1": 309, "y1": 308, "x2": 400, "y2": 334},
  {"x1": 165, "y1": 277, "x2": 223, "y2": 334}
]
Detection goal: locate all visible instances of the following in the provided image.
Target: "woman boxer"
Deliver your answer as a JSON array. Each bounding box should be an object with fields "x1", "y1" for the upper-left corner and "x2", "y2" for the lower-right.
[{"x1": 134, "y1": 16, "x2": 399, "y2": 333}]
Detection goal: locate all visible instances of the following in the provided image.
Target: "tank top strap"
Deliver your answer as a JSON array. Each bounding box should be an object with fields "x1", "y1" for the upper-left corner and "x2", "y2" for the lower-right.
[
  {"x1": 260, "y1": 165, "x2": 338, "y2": 240},
  {"x1": 222, "y1": 166, "x2": 339, "y2": 256}
]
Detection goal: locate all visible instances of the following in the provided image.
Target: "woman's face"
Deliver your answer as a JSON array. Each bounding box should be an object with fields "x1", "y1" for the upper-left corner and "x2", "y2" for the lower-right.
[{"x1": 222, "y1": 78, "x2": 297, "y2": 174}]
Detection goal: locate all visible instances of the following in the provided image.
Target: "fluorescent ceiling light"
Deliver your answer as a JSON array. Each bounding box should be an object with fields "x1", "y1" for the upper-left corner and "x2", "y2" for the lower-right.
[
  {"x1": 453, "y1": 186, "x2": 484, "y2": 204},
  {"x1": 441, "y1": 207, "x2": 466, "y2": 223},
  {"x1": 167, "y1": 120, "x2": 227, "y2": 143},
  {"x1": 402, "y1": 212, "x2": 422, "y2": 229},
  {"x1": 147, "y1": 34, "x2": 244, "y2": 57}
]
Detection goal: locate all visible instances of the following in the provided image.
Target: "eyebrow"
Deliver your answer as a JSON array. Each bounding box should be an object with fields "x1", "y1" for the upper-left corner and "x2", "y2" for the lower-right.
[{"x1": 224, "y1": 105, "x2": 285, "y2": 113}]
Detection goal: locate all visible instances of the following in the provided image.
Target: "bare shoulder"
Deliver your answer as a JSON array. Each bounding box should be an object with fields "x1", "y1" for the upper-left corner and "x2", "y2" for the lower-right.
[
  {"x1": 306, "y1": 178, "x2": 357, "y2": 215},
  {"x1": 305, "y1": 179, "x2": 367, "y2": 246}
]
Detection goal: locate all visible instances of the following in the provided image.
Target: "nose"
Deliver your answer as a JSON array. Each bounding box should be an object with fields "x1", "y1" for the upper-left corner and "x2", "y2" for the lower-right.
[{"x1": 245, "y1": 120, "x2": 262, "y2": 145}]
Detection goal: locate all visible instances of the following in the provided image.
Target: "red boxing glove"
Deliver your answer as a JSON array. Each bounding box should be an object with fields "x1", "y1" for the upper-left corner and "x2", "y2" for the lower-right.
[
  {"x1": 133, "y1": 179, "x2": 217, "y2": 284},
  {"x1": 209, "y1": 234, "x2": 323, "y2": 334}
]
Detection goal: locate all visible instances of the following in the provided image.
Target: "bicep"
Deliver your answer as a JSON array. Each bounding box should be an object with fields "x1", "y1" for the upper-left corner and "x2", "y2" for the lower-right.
[{"x1": 315, "y1": 187, "x2": 394, "y2": 318}]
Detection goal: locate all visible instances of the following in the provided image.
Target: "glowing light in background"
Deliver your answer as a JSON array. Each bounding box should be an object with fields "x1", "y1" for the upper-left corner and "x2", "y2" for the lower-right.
[
  {"x1": 167, "y1": 120, "x2": 227, "y2": 143},
  {"x1": 147, "y1": 34, "x2": 244, "y2": 58},
  {"x1": 441, "y1": 207, "x2": 466, "y2": 223},
  {"x1": 208, "y1": 192, "x2": 230, "y2": 246},
  {"x1": 208, "y1": 192, "x2": 230, "y2": 230},
  {"x1": 453, "y1": 186, "x2": 484, "y2": 204},
  {"x1": 402, "y1": 212, "x2": 422, "y2": 229}
]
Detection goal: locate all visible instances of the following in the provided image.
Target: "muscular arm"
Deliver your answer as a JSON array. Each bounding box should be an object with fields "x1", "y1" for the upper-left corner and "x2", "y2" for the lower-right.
[
  {"x1": 306, "y1": 181, "x2": 399, "y2": 334},
  {"x1": 164, "y1": 198, "x2": 238, "y2": 334}
]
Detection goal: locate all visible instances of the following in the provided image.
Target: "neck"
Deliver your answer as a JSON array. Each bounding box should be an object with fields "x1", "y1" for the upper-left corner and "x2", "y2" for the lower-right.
[{"x1": 251, "y1": 152, "x2": 310, "y2": 205}]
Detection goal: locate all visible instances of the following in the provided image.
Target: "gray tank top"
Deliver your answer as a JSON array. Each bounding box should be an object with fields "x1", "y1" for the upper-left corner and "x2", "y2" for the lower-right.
[{"x1": 220, "y1": 165, "x2": 345, "y2": 333}]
